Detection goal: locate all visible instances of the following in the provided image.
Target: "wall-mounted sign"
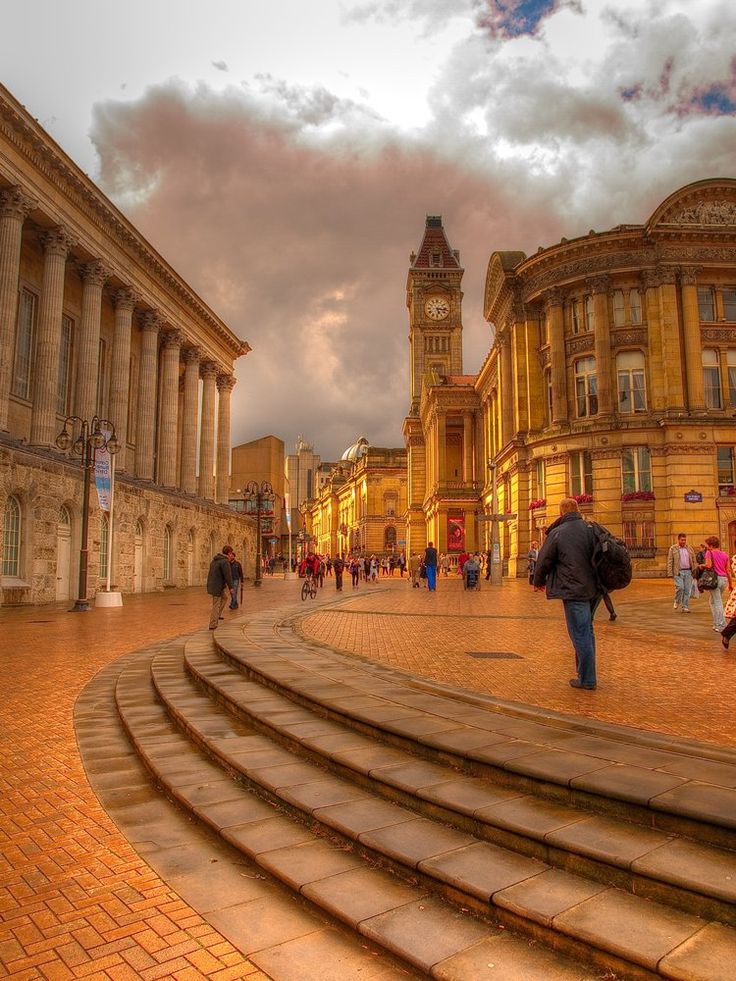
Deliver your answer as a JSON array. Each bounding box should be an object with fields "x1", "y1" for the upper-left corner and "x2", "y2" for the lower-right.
[{"x1": 684, "y1": 490, "x2": 703, "y2": 503}]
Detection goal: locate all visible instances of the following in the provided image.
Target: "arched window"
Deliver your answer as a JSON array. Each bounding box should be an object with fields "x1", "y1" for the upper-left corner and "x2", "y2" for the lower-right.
[
  {"x1": 617, "y1": 351, "x2": 647, "y2": 413},
  {"x1": 384, "y1": 526, "x2": 397, "y2": 550},
  {"x1": 2, "y1": 495, "x2": 21, "y2": 577},
  {"x1": 163, "y1": 525, "x2": 173, "y2": 581},
  {"x1": 99, "y1": 513, "x2": 109, "y2": 580},
  {"x1": 59, "y1": 505, "x2": 72, "y2": 528}
]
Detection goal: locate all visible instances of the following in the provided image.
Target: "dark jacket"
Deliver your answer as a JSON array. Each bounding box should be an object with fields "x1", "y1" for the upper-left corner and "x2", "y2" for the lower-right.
[
  {"x1": 207, "y1": 553, "x2": 233, "y2": 596},
  {"x1": 230, "y1": 559, "x2": 243, "y2": 582},
  {"x1": 424, "y1": 546, "x2": 438, "y2": 568},
  {"x1": 533, "y1": 512, "x2": 598, "y2": 600}
]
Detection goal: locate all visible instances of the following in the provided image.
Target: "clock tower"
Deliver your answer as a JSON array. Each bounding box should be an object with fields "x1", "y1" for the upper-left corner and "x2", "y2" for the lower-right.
[{"x1": 406, "y1": 215, "x2": 464, "y2": 411}]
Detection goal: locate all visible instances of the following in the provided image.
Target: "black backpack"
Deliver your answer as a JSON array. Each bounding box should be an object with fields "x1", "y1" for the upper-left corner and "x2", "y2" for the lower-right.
[{"x1": 589, "y1": 521, "x2": 632, "y2": 592}]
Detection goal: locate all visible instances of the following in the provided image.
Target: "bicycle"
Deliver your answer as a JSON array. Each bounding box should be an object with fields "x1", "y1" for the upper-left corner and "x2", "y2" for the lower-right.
[{"x1": 301, "y1": 574, "x2": 318, "y2": 601}]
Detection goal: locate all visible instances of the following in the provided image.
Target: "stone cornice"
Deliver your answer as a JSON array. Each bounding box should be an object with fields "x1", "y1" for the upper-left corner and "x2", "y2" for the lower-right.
[{"x1": 0, "y1": 83, "x2": 245, "y2": 359}]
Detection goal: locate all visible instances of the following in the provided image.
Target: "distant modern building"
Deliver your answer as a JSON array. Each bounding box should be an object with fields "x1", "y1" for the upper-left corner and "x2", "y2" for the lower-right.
[
  {"x1": 229, "y1": 435, "x2": 287, "y2": 561},
  {"x1": 0, "y1": 83, "x2": 252, "y2": 605},
  {"x1": 404, "y1": 181, "x2": 736, "y2": 576}
]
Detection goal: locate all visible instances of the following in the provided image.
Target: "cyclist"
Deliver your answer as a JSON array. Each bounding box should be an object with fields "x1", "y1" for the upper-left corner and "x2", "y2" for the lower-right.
[{"x1": 299, "y1": 551, "x2": 320, "y2": 585}]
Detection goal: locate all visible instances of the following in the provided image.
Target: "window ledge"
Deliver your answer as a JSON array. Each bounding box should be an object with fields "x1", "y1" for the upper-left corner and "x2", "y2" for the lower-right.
[{"x1": 1, "y1": 577, "x2": 31, "y2": 590}]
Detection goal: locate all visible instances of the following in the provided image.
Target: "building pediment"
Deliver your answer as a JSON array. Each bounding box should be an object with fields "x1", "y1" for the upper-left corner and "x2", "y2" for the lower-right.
[{"x1": 647, "y1": 179, "x2": 736, "y2": 232}]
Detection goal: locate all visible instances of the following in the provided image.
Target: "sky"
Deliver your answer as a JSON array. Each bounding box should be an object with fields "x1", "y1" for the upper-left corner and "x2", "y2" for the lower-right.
[{"x1": 2, "y1": 0, "x2": 736, "y2": 460}]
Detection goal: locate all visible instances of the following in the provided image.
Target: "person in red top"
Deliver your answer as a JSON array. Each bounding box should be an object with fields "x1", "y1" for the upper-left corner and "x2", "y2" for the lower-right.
[{"x1": 299, "y1": 551, "x2": 320, "y2": 580}]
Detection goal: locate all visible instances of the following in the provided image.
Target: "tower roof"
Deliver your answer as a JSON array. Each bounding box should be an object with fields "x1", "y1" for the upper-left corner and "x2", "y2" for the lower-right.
[{"x1": 410, "y1": 216, "x2": 462, "y2": 269}]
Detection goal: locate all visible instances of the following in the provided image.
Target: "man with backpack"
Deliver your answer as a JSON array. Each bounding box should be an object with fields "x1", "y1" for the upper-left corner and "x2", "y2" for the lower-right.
[{"x1": 533, "y1": 498, "x2": 602, "y2": 690}]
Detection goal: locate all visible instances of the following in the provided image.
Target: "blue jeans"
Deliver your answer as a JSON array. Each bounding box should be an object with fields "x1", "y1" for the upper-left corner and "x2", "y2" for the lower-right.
[
  {"x1": 708, "y1": 576, "x2": 728, "y2": 630},
  {"x1": 426, "y1": 565, "x2": 437, "y2": 591},
  {"x1": 674, "y1": 570, "x2": 693, "y2": 610},
  {"x1": 563, "y1": 599, "x2": 597, "y2": 687},
  {"x1": 229, "y1": 580, "x2": 240, "y2": 608}
]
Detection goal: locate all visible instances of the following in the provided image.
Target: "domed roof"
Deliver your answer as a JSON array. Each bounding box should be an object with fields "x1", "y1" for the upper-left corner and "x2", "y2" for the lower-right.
[{"x1": 340, "y1": 436, "x2": 369, "y2": 462}]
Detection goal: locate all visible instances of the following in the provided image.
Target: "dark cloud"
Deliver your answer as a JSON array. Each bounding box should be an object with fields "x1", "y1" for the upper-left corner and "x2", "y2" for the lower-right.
[
  {"x1": 91, "y1": 81, "x2": 556, "y2": 459},
  {"x1": 211, "y1": 60, "x2": 229, "y2": 72}
]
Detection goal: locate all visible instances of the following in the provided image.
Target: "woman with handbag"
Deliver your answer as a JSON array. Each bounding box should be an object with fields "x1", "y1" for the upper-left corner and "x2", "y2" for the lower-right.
[
  {"x1": 702, "y1": 536, "x2": 731, "y2": 632},
  {"x1": 720, "y1": 551, "x2": 736, "y2": 649}
]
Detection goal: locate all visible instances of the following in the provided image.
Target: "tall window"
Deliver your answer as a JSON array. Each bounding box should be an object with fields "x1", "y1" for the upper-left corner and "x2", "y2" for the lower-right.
[
  {"x1": 535, "y1": 459, "x2": 546, "y2": 499},
  {"x1": 575, "y1": 357, "x2": 598, "y2": 417},
  {"x1": 545, "y1": 370, "x2": 553, "y2": 423},
  {"x1": 384, "y1": 526, "x2": 397, "y2": 549},
  {"x1": 717, "y1": 447, "x2": 735, "y2": 494},
  {"x1": 612, "y1": 290, "x2": 625, "y2": 326},
  {"x1": 384, "y1": 494, "x2": 397, "y2": 516},
  {"x1": 584, "y1": 295, "x2": 594, "y2": 332},
  {"x1": 728, "y1": 350, "x2": 736, "y2": 407},
  {"x1": 163, "y1": 525, "x2": 173, "y2": 581},
  {"x1": 724, "y1": 289, "x2": 736, "y2": 322},
  {"x1": 622, "y1": 447, "x2": 652, "y2": 493},
  {"x1": 698, "y1": 287, "x2": 715, "y2": 322},
  {"x1": 12, "y1": 289, "x2": 36, "y2": 400},
  {"x1": 702, "y1": 349, "x2": 722, "y2": 409},
  {"x1": 99, "y1": 513, "x2": 109, "y2": 580},
  {"x1": 629, "y1": 289, "x2": 643, "y2": 324},
  {"x1": 623, "y1": 518, "x2": 655, "y2": 550},
  {"x1": 570, "y1": 299, "x2": 581, "y2": 334},
  {"x1": 570, "y1": 451, "x2": 593, "y2": 497},
  {"x1": 57, "y1": 315, "x2": 74, "y2": 416},
  {"x1": 617, "y1": 351, "x2": 647, "y2": 413},
  {"x1": 2, "y1": 495, "x2": 21, "y2": 577}
]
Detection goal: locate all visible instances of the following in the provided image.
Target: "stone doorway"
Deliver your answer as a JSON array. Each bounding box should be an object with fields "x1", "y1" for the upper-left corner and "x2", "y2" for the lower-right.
[
  {"x1": 55, "y1": 506, "x2": 72, "y2": 602},
  {"x1": 134, "y1": 520, "x2": 144, "y2": 593}
]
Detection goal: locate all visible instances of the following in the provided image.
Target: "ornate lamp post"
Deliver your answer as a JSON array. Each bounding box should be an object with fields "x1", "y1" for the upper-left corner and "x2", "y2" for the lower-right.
[
  {"x1": 55, "y1": 415, "x2": 119, "y2": 611},
  {"x1": 242, "y1": 480, "x2": 275, "y2": 587}
]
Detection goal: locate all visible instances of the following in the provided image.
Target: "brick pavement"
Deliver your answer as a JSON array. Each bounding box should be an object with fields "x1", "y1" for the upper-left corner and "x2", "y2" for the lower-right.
[
  {"x1": 0, "y1": 588, "x2": 276, "y2": 981},
  {"x1": 1, "y1": 573, "x2": 735, "y2": 979}
]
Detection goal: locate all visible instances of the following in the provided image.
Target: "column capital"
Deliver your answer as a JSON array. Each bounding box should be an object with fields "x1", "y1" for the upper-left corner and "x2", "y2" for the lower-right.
[
  {"x1": 39, "y1": 225, "x2": 77, "y2": 258},
  {"x1": 182, "y1": 345, "x2": 202, "y2": 366},
  {"x1": 679, "y1": 265, "x2": 702, "y2": 287},
  {"x1": 161, "y1": 329, "x2": 183, "y2": 350},
  {"x1": 642, "y1": 266, "x2": 677, "y2": 289},
  {"x1": 112, "y1": 287, "x2": 141, "y2": 312},
  {"x1": 0, "y1": 185, "x2": 37, "y2": 220},
  {"x1": 216, "y1": 373, "x2": 236, "y2": 393},
  {"x1": 201, "y1": 360, "x2": 218, "y2": 380},
  {"x1": 587, "y1": 275, "x2": 611, "y2": 295},
  {"x1": 140, "y1": 310, "x2": 162, "y2": 333},
  {"x1": 543, "y1": 288, "x2": 563, "y2": 310},
  {"x1": 79, "y1": 259, "x2": 112, "y2": 287}
]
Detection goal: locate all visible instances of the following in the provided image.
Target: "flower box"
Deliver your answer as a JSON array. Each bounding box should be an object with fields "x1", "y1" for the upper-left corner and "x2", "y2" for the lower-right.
[
  {"x1": 528, "y1": 498, "x2": 546, "y2": 511},
  {"x1": 621, "y1": 490, "x2": 655, "y2": 503},
  {"x1": 573, "y1": 493, "x2": 594, "y2": 504}
]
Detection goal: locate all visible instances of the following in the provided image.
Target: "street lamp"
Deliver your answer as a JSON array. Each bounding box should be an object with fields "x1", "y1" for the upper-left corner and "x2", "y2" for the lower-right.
[
  {"x1": 242, "y1": 480, "x2": 275, "y2": 587},
  {"x1": 55, "y1": 415, "x2": 119, "y2": 612}
]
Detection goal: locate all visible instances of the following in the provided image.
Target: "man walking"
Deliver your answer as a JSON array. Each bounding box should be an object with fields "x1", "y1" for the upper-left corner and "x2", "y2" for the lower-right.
[
  {"x1": 207, "y1": 545, "x2": 234, "y2": 630},
  {"x1": 333, "y1": 555, "x2": 345, "y2": 592},
  {"x1": 424, "y1": 541, "x2": 438, "y2": 592},
  {"x1": 228, "y1": 551, "x2": 243, "y2": 610},
  {"x1": 666, "y1": 533, "x2": 697, "y2": 613},
  {"x1": 533, "y1": 498, "x2": 600, "y2": 690}
]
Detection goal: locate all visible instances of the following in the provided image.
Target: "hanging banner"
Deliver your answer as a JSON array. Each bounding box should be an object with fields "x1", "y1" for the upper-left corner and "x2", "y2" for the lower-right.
[
  {"x1": 94, "y1": 443, "x2": 112, "y2": 511},
  {"x1": 447, "y1": 514, "x2": 465, "y2": 552},
  {"x1": 285, "y1": 493, "x2": 292, "y2": 528}
]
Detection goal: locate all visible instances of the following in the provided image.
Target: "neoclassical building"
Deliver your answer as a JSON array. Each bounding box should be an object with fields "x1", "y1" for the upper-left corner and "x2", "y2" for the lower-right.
[
  {"x1": 305, "y1": 439, "x2": 407, "y2": 558},
  {"x1": 0, "y1": 83, "x2": 253, "y2": 605},
  {"x1": 405, "y1": 182, "x2": 736, "y2": 576}
]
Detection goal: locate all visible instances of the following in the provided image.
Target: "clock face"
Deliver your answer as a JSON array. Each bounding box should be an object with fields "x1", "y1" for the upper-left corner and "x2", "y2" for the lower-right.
[{"x1": 424, "y1": 296, "x2": 450, "y2": 321}]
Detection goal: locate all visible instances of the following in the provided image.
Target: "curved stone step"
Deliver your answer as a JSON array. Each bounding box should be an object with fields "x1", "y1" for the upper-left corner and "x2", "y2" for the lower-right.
[
  {"x1": 180, "y1": 637, "x2": 736, "y2": 929},
  {"x1": 213, "y1": 617, "x2": 736, "y2": 850},
  {"x1": 144, "y1": 639, "x2": 736, "y2": 981},
  {"x1": 114, "y1": 648, "x2": 602, "y2": 981}
]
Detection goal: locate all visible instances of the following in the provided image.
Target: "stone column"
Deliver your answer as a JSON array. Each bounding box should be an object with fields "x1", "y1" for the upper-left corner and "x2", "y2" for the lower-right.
[
  {"x1": 109, "y1": 288, "x2": 139, "y2": 471},
  {"x1": 657, "y1": 267, "x2": 685, "y2": 409},
  {"x1": 74, "y1": 260, "x2": 110, "y2": 422},
  {"x1": 590, "y1": 276, "x2": 613, "y2": 416},
  {"x1": 499, "y1": 333, "x2": 514, "y2": 446},
  {"x1": 680, "y1": 266, "x2": 706, "y2": 410},
  {"x1": 198, "y1": 361, "x2": 217, "y2": 500},
  {"x1": 463, "y1": 414, "x2": 474, "y2": 483},
  {"x1": 0, "y1": 187, "x2": 37, "y2": 432},
  {"x1": 135, "y1": 312, "x2": 161, "y2": 480},
  {"x1": 157, "y1": 330, "x2": 182, "y2": 488},
  {"x1": 180, "y1": 347, "x2": 201, "y2": 495},
  {"x1": 545, "y1": 290, "x2": 567, "y2": 423},
  {"x1": 31, "y1": 226, "x2": 76, "y2": 447},
  {"x1": 216, "y1": 373, "x2": 236, "y2": 504},
  {"x1": 436, "y1": 412, "x2": 447, "y2": 487}
]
